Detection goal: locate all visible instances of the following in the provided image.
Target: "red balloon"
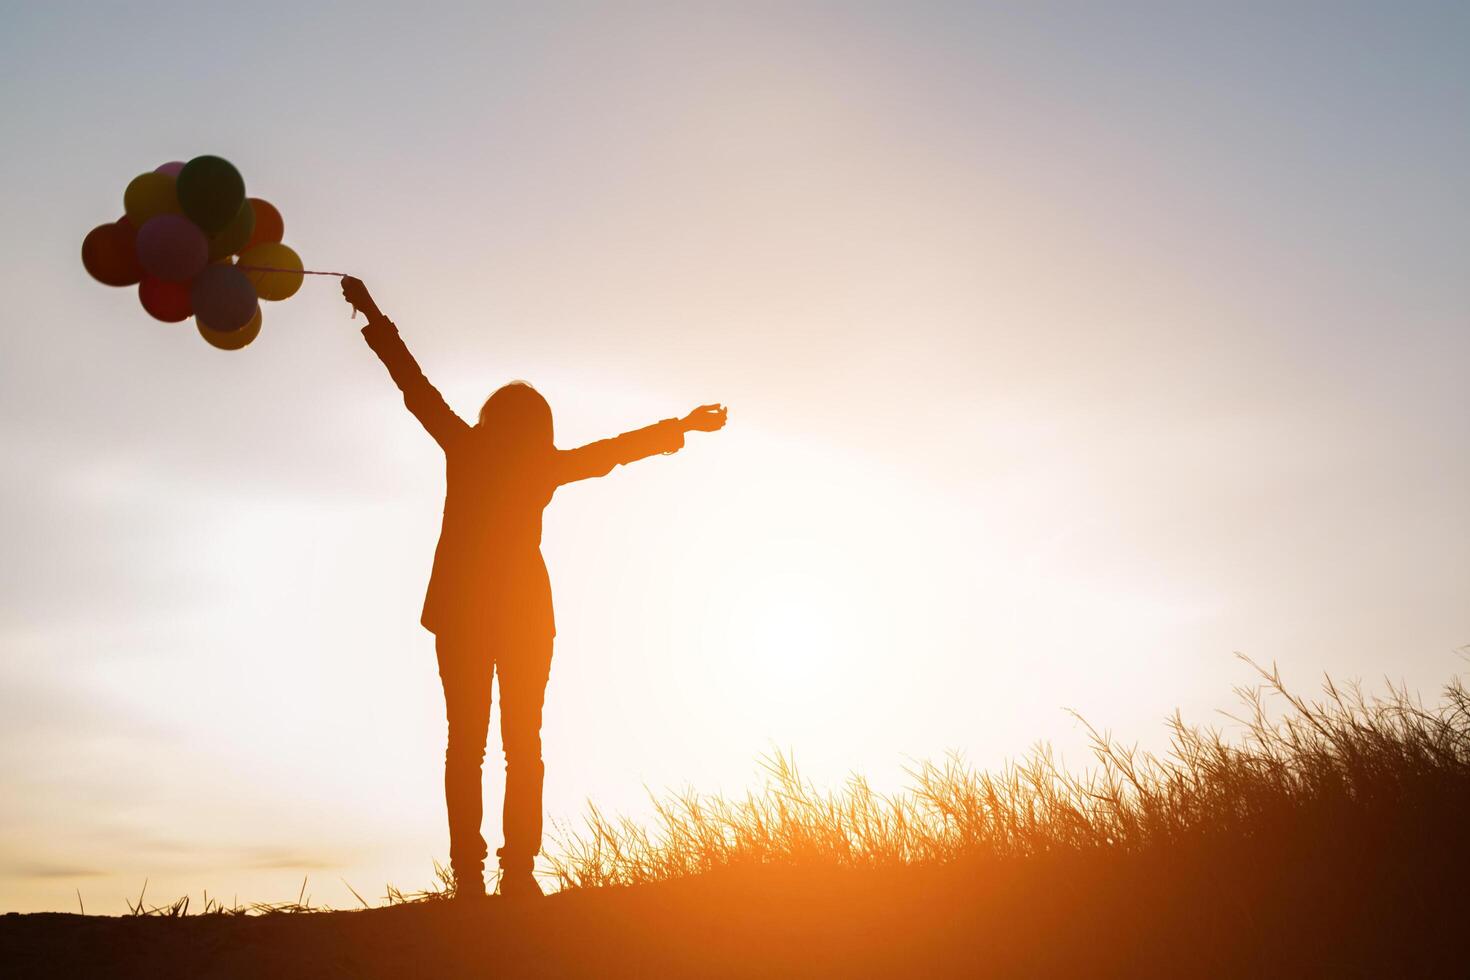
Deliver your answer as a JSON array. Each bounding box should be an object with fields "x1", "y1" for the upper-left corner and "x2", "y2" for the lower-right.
[
  {"x1": 244, "y1": 198, "x2": 284, "y2": 249},
  {"x1": 139, "y1": 276, "x2": 193, "y2": 322},
  {"x1": 190, "y1": 265, "x2": 259, "y2": 332},
  {"x1": 81, "y1": 220, "x2": 143, "y2": 286},
  {"x1": 156, "y1": 161, "x2": 186, "y2": 177},
  {"x1": 136, "y1": 214, "x2": 209, "y2": 282}
]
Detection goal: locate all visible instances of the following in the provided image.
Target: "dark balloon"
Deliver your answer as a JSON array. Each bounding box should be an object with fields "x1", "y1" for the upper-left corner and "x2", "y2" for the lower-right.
[
  {"x1": 136, "y1": 214, "x2": 209, "y2": 282},
  {"x1": 81, "y1": 219, "x2": 143, "y2": 286},
  {"x1": 139, "y1": 276, "x2": 193, "y2": 322},
  {"x1": 155, "y1": 160, "x2": 186, "y2": 177},
  {"x1": 190, "y1": 264, "x2": 258, "y2": 332},
  {"x1": 176, "y1": 155, "x2": 245, "y2": 234},
  {"x1": 208, "y1": 198, "x2": 257, "y2": 261},
  {"x1": 244, "y1": 198, "x2": 284, "y2": 249}
]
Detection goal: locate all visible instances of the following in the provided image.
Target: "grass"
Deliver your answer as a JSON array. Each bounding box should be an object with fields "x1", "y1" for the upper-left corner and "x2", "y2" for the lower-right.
[
  {"x1": 95, "y1": 654, "x2": 1470, "y2": 910},
  {"x1": 117, "y1": 864, "x2": 455, "y2": 917},
  {"x1": 545, "y1": 654, "x2": 1470, "y2": 889},
  {"x1": 12, "y1": 655, "x2": 1467, "y2": 977}
]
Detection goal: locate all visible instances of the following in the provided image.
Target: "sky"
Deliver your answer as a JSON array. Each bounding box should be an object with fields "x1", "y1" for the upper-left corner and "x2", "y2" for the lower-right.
[{"x1": 1, "y1": 1, "x2": 1466, "y2": 912}]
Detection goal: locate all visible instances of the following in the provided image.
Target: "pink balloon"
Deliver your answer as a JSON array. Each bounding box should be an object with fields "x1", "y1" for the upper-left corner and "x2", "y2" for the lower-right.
[
  {"x1": 155, "y1": 161, "x2": 186, "y2": 177},
  {"x1": 135, "y1": 214, "x2": 208, "y2": 282},
  {"x1": 190, "y1": 265, "x2": 259, "y2": 332}
]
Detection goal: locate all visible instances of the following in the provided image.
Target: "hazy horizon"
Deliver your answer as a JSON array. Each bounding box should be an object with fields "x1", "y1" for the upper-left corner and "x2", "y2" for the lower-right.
[{"x1": 1, "y1": 1, "x2": 1466, "y2": 912}]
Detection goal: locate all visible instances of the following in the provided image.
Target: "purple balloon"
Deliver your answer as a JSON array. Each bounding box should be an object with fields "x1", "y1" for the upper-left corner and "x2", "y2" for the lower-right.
[
  {"x1": 135, "y1": 214, "x2": 208, "y2": 283},
  {"x1": 190, "y1": 265, "x2": 259, "y2": 332},
  {"x1": 156, "y1": 161, "x2": 186, "y2": 177}
]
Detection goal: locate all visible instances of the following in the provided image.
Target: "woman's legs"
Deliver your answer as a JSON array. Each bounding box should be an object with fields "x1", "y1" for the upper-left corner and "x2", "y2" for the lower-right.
[
  {"x1": 435, "y1": 631, "x2": 494, "y2": 893},
  {"x1": 494, "y1": 633, "x2": 553, "y2": 877}
]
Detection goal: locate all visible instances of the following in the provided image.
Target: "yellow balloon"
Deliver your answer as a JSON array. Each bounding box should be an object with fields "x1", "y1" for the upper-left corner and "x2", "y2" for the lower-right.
[
  {"x1": 197, "y1": 306, "x2": 262, "y2": 350},
  {"x1": 123, "y1": 172, "x2": 181, "y2": 227},
  {"x1": 237, "y1": 242, "x2": 303, "y2": 301}
]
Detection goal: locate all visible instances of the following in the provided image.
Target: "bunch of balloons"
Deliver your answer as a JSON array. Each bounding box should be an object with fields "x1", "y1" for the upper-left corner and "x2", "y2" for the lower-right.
[{"x1": 81, "y1": 156, "x2": 306, "y2": 350}]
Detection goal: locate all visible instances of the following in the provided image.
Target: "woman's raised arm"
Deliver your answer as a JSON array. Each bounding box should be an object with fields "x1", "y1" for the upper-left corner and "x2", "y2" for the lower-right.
[
  {"x1": 557, "y1": 404, "x2": 727, "y2": 485},
  {"x1": 344, "y1": 277, "x2": 468, "y2": 451}
]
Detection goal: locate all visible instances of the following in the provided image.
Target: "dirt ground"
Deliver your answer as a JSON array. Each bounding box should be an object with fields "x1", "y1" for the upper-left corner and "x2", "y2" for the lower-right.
[{"x1": 1, "y1": 849, "x2": 1462, "y2": 979}]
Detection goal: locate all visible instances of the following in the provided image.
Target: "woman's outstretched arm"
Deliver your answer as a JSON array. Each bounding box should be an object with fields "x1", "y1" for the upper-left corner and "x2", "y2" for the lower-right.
[
  {"x1": 557, "y1": 404, "x2": 727, "y2": 485},
  {"x1": 343, "y1": 277, "x2": 469, "y2": 451}
]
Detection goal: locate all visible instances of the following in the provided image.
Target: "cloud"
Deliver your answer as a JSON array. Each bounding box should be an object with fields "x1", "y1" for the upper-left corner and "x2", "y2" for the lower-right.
[
  {"x1": 0, "y1": 862, "x2": 104, "y2": 879},
  {"x1": 243, "y1": 851, "x2": 347, "y2": 872}
]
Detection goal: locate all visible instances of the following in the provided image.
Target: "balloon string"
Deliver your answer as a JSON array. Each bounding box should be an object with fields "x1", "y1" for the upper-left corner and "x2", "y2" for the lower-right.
[
  {"x1": 236, "y1": 265, "x2": 349, "y2": 277},
  {"x1": 234, "y1": 263, "x2": 358, "y2": 314}
]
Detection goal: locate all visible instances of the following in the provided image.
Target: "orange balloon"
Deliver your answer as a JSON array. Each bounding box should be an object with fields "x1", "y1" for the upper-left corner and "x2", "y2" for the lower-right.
[
  {"x1": 244, "y1": 198, "x2": 284, "y2": 249},
  {"x1": 198, "y1": 306, "x2": 262, "y2": 350}
]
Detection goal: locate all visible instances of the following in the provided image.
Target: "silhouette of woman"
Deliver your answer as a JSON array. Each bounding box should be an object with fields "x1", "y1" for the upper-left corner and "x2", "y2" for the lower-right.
[{"x1": 342, "y1": 277, "x2": 726, "y2": 899}]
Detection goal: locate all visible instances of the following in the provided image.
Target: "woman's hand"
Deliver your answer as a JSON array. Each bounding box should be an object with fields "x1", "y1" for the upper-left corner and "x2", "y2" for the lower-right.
[
  {"x1": 341, "y1": 276, "x2": 382, "y2": 320},
  {"x1": 681, "y1": 403, "x2": 728, "y2": 433}
]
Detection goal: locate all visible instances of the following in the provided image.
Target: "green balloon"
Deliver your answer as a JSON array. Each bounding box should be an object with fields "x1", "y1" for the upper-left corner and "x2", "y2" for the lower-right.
[
  {"x1": 208, "y1": 198, "x2": 257, "y2": 260},
  {"x1": 177, "y1": 155, "x2": 245, "y2": 234}
]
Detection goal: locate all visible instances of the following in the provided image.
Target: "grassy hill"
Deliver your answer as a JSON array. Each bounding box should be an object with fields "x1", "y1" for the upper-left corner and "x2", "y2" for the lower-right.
[{"x1": 4, "y1": 658, "x2": 1466, "y2": 978}]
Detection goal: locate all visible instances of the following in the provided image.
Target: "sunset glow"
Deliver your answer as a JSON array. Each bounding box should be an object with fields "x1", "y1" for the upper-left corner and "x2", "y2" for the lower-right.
[{"x1": 2, "y1": 1, "x2": 1467, "y2": 917}]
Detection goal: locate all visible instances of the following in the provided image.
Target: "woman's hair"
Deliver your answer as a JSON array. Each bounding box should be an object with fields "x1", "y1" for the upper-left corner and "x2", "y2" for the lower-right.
[{"x1": 477, "y1": 381, "x2": 553, "y2": 452}]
